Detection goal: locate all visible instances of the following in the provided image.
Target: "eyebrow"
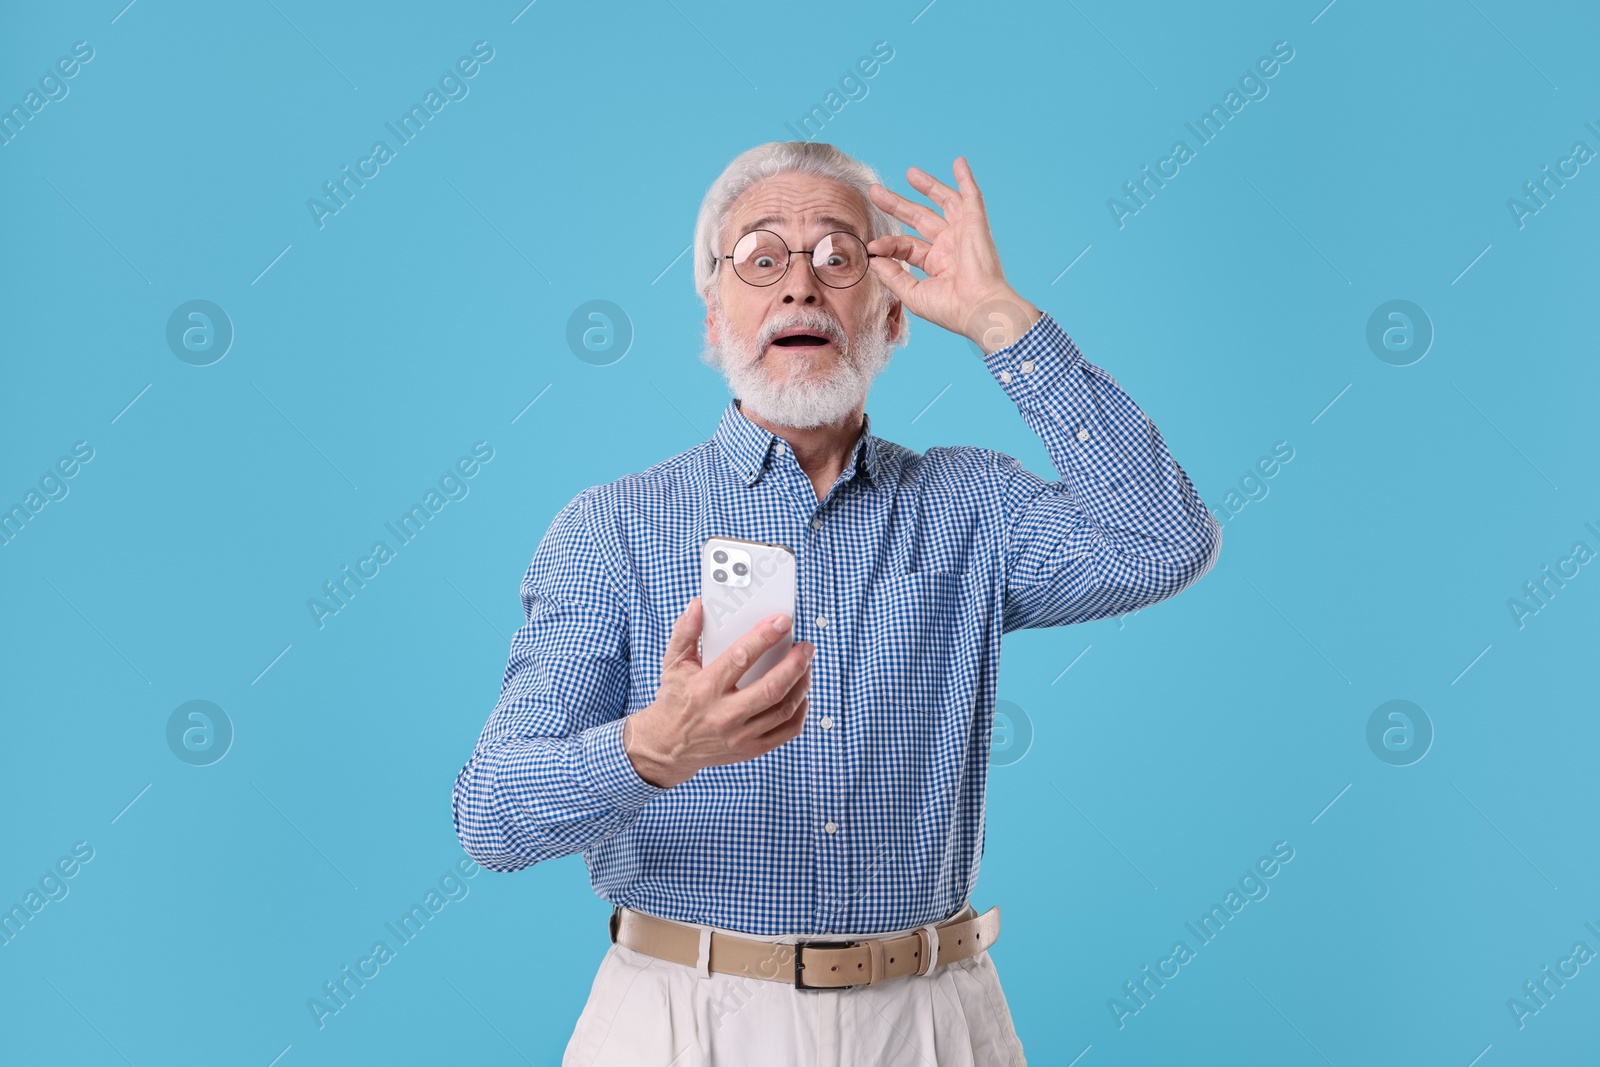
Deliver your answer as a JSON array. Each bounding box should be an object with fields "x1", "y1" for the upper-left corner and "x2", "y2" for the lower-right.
[{"x1": 738, "y1": 214, "x2": 864, "y2": 242}]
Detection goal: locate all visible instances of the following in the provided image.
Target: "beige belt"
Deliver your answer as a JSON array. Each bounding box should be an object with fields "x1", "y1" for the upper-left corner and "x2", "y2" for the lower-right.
[{"x1": 609, "y1": 902, "x2": 1002, "y2": 990}]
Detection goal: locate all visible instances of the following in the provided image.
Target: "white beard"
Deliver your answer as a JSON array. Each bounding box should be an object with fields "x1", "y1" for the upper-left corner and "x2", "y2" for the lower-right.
[{"x1": 700, "y1": 298, "x2": 897, "y2": 430}]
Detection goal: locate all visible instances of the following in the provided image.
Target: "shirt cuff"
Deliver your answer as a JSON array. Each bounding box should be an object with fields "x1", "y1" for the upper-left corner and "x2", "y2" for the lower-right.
[
  {"x1": 979, "y1": 310, "x2": 1085, "y2": 407},
  {"x1": 582, "y1": 715, "x2": 669, "y2": 808}
]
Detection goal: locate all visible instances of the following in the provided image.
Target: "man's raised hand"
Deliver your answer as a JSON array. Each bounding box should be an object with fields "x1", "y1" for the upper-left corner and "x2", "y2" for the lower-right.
[{"x1": 866, "y1": 156, "x2": 1041, "y2": 355}]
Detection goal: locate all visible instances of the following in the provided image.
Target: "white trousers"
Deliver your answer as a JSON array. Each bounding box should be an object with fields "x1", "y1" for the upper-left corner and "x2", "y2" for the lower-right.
[{"x1": 561, "y1": 903, "x2": 1028, "y2": 1066}]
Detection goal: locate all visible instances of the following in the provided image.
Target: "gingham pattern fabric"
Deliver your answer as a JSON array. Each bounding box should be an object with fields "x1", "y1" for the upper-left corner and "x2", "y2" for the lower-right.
[{"x1": 452, "y1": 311, "x2": 1220, "y2": 936}]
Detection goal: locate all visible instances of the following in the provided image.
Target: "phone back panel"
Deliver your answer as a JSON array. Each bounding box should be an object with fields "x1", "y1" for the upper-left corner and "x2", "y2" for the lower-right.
[{"x1": 699, "y1": 536, "x2": 797, "y2": 690}]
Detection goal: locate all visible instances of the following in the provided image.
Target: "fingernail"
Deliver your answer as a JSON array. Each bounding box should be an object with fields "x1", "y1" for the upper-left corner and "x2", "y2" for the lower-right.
[{"x1": 772, "y1": 614, "x2": 792, "y2": 634}]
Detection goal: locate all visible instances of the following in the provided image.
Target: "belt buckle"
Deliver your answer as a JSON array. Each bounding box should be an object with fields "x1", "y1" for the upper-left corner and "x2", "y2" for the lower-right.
[{"x1": 793, "y1": 938, "x2": 862, "y2": 991}]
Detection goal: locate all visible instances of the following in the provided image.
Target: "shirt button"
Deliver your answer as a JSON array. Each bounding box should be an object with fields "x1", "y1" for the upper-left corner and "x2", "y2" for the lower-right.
[
  {"x1": 811, "y1": 516, "x2": 823, "y2": 530},
  {"x1": 824, "y1": 821, "x2": 837, "y2": 835},
  {"x1": 815, "y1": 615, "x2": 829, "y2": 628},
  {"x1": 1076, "y1": 427, "x2": 1090, "y2": 443},
  {"x1": 820, "y1": 715, "x2": 834, "y2": 730},
  {"x1": 1020, "y1": 360, "x2": 1036, "y2": 375},
  {"x1": 998, "y1": 370, "x2": 1013, "y2": 384}
]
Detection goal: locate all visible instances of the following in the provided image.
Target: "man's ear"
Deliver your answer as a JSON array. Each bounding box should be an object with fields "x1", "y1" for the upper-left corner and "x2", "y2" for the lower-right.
[
  {"x1": 885, "y1": 297, "x2": 905, "y2": 344},
  {"x1": 704, "y1": 304, "x2": 719, "y2": 346}
]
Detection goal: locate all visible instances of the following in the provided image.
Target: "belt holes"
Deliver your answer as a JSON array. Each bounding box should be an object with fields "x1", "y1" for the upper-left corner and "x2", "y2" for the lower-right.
[{"x1": 889, "y1": 957, "x2": 895, "y2": 963}]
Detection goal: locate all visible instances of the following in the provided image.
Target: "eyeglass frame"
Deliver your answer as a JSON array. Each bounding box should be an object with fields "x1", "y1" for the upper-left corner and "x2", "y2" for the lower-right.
[{"x1": 715, "y1": 228, "x2": 881, "y2": 289}]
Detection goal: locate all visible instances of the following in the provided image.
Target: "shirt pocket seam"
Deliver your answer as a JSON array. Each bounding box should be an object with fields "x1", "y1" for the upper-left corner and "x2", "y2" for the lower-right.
[{"x1": 866, "y1": 572, "x2": 966, "y2": 714}]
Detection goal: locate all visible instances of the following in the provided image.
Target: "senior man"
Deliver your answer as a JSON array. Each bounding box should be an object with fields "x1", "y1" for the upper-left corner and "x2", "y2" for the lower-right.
[{"x1": 452, "y1": 140, "x2": 1220, "y2": 1065}]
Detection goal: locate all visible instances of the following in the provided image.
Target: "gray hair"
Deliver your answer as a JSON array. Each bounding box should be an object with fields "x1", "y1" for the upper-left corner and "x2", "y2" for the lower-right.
[{"x1": 692, "y1": 141, "x2": 908, "y2": 327}]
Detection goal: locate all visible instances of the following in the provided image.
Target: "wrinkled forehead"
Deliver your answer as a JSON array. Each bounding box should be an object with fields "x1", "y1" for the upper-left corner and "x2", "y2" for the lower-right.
[{"x1": 725, "y1": 173, "x2": 871, "y2": 243}]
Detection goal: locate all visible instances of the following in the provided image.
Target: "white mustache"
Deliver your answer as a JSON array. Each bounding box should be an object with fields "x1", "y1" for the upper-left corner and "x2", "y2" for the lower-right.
[{"x1": 759, "y1": 314, "x2": 846, "y2": 352}]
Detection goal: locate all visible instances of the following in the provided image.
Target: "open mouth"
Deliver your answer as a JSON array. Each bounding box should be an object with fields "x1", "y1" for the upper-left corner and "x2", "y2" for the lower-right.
[{"x1": 770, "y1": 334, "x2": 833, "y2": 348}]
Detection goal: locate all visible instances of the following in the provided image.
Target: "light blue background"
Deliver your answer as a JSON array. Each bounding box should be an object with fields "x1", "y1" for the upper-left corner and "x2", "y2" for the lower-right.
[{"x1": 2, "y1": 0, "x2": 1596, "y2": 1063}]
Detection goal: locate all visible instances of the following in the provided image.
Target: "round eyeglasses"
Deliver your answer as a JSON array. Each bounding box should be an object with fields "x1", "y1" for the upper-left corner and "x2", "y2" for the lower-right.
[{"x1": 718, "y1": 229, "x2": 879, "y2": 288}]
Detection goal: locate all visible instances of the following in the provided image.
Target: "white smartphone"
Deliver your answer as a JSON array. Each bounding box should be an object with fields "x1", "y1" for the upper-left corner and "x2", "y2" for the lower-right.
[{"x1": 699, "y1": 535, "x2": 797, "y2": 690}]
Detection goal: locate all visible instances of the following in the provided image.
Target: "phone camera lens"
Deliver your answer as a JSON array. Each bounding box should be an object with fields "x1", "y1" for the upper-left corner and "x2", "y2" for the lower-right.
[
  {"x1": 712, "y1": 568, "x2": 728, "y2": 583},
  {"x1": 713, "y1": 550, "x2": 729, "y2": 564},
  {"x1": 732, "y1": 562, "x2": 748, "y2": 576}
]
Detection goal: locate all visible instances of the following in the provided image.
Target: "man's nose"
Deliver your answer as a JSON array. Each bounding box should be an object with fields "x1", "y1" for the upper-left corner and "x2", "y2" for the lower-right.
[{"x1": 778, "y1": 254, "x2": 825, "y2": 304}]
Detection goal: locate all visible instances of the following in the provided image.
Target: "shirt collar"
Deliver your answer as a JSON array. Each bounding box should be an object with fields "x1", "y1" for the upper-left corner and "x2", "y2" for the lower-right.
[{"x1": 714, "y1": 398, "x2": 882, "y2": 492}]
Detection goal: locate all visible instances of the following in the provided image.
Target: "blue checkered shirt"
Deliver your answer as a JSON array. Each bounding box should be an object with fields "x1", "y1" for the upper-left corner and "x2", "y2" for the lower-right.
[{"x1": 452, "y1": 310, "x2": 1220, "y2": 936}]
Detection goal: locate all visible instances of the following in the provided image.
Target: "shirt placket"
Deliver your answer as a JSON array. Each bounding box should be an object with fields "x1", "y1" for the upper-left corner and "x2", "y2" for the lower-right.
[{"x1": 769, "y1": 438, "x2": 850, "y2": 930}]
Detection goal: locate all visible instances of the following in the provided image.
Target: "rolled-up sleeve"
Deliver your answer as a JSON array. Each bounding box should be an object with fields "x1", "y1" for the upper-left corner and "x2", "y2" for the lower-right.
[
  {"x1": 451, "y1": 486, "x2": 667, "y2": 872},
  {"x1": 981, "y1": 311, "x2": 1221, "y2": 632}
]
